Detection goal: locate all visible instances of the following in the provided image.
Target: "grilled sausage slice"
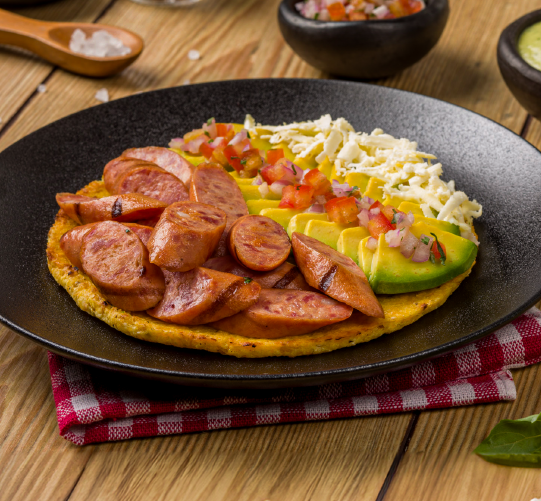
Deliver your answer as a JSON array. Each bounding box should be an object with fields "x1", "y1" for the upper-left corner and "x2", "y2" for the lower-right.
[
  {"x1": 56, "y1": 193, "x2": 167, "y2": 225},
  {"x1": 210, "y1": 289, "x2": 353, "y2": 338},
  {"x1": 103, "y1": 157, "x2": 156, "y2": 194},
  {"x1": 60, "y1": 222, "x2": 153, "y2": 269},
  {"x1": 291, "y1": 232, "x2": 384, "y2": 318},
  {"x1": 115, "y1": 165, "x2": 189, "y2": 205},
  {"x1": 147, "y1": 267, "x2": 261, "y2": 325},
  {"x1": 189, "y1": 162, "x2": 248, "y2": 256},
  {"x1": 227, "y1": 215, "x2": 291, "y2": 271},
  {"x1": 203, "y1": 256, "x2": 314, "y2": 291},
  {"x1": 80, "y1": 221, "x2": 165, "y2": 311},
  {"x1": 123, "y1": 146, "x2": 195, "y2": 186},
  {"x1": 147, "y1": 201, "x2": 227, "y2": 272}
]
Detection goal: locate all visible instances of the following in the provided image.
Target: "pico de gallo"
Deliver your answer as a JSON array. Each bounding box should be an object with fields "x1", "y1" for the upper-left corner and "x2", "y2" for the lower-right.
[
  {"x1": 170, "y1": 119, "x2": 446, "y2": 267},
  {"x1": 295, "y1": 0, "x2": 425, "y2": 22}
]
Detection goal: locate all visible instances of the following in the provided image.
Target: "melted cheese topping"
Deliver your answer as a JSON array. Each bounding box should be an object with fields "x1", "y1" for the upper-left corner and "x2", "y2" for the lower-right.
[{"x1": 245, "y1": 114, "x2": 482, "y2": 240}]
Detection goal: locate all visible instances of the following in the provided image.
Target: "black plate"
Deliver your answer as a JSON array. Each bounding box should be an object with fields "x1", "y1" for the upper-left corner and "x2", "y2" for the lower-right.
[{"x1": 1, "y1": 79, "x2": 540, "y2": 389}]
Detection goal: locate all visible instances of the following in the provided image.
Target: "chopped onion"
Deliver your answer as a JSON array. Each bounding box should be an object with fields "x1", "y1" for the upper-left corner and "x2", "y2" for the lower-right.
[
  {"x1": 356, "y1": 196, "x2": 374, "y2": 210},
  {"x1": 305, "y1": 203, "x2": 325, "y2": 213},
  {"x1": 411, "y1": 234, "x2": 433, "y2": 262},
  {"x1": 209, "y1": 137, "x2": 226, "y2": 150},
  {"x1": 373, "y1": 5, "x2": 389, "y2": 18},
  {"x1": 203, "y1": 118, "x2": 217, "y2": 140},
  {"x1": 314, "y1": 194, "x2": 327, "y2": 205},
  {"x1": 229, "y1": 129, "x2": 247, "y2": 146},
  {"x1": 258, "y1": 182, "x2": 269, "y2": 198},
  {"x1": 395, "y1": 211, "x2": 413, "y2": 230},
  {"x1": 270, "y1": 180, "x2": 291, "y2": 195},
  {"x1": 366, "y1": 237, "x2": 378, "y2": 251},
  {"x1": 182, "y1": 135, "x2": 206, "y2": 154},
  {"x1": 358, "y1": 209, "x2": 370, "y2": 227},
  {"x1": 251, "y1": 174, "x2": 263, "y2": 186},
  {"x1": 370, "y1": 207, "x2": 380, "y2": 216},
  {"x1": 332, "y1": 179, "x2": 354, "y2": 198},
  {"x1": 169, "y1": 137, "x2": 184, "y2": 149},
  {"x1": 385, "y1": 228, "x2": 403, "y2": 248},
  {"x1": 399, "y1": 229, "x2": 419, "y2": 258}
]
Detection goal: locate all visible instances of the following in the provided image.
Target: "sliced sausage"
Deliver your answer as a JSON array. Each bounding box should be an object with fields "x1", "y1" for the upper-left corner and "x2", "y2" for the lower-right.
[
  {"x1": 103, "y1": 157, "x2": 156, "y2": 194},
  {"x1": 116, "y1": 165, "x2": 189, "y2": 205},
  {"x1": 60, "y1": 222, "x2": 153, "y2": 269},
  {"x1": 189, "y1": 162, "x2": 249, "y2": 256},
  {"x1": 227, "y1": 215, "x2": 291, "y2": 271},
  {"x1": 80, "y1": 221, "x2": 165, "y2": 311},
  {"x1": 291, "y1": 232, "x2": 384, "y2": 318},
  {"x1": 147, "y1": 267, "x2": 261, "y2": 325},
  {"x1": 122, "y1": 147, "x2": 195, "y2": 186},
  {"x1": 203, "y1": 256, "x2": 314, "y2": 291},
  {"x1": 147, "y1": 201, "x2": 227, "y2": 272},
  {"x1": 210, "y1": 289, "x2": 353, "y2": 338},
  {"x1": 56, "y1": 193, "x2": 167, "y2": 225}
]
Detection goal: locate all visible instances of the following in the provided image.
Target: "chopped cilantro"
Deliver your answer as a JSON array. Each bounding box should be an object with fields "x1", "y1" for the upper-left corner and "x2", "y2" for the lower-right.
[
  {"x1": 244, "y1": 277, "x2": 253, "y2": 284},
  {"x1": 314, "y1": 12, "x2": 319, "y2": 19},
  {"x1": 291, "y1": 164, "x2": 297, "y2": 175},
  {"x1": 207, "y1": 117, "x2": 214, "y2": 125},
  {"x1": 204, "y1": 131, "x2": 210, "y2": 137},
  {"x1": 231, "y1": 156, "x2": 238, "y2": 160},
  {"x1": 247, "y1": 131, "x2": 251, "y2": 139},
  {"x1": 391, "y1": 209, "x2": 399, "y2": 225},
  {"x1": 240, "y1": 158, "x2": 247, "y2": 165},
  {"x1": 429, "y1": 251, "x2": 436, "y2": 264},
  {"x1": 125, "y1": 229, "x2": 130, "y2": 233},
  {"x1": 421, "y1": 236, "x2": 430, "y2": 245},
  {"x1": 209, "y1": 139, "x2": 214, "y2": 143},
  {"x1": 430, "y1": 232, "x2": 446, "y2": 265},
  {"x1": 296, "y1": 185, "x2": 301, "y2": 190}
]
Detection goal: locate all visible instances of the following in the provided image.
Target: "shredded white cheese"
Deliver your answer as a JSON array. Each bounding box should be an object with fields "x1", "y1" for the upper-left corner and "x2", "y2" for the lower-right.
[{"x1": 245, "y1": 114, "x2": 482, "y2": 237}]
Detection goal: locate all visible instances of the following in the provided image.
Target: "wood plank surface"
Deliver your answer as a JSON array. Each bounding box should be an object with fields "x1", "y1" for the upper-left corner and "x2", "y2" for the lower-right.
[
  {"x1": 384, "y1": 365, "x2": 541, "y2": 501},
  {"x1": 0, "y1": 0, "x2": 540, "y2": 499},
  {"x1": 0, "y1": 0, "x2": 111, "y2": 134}
]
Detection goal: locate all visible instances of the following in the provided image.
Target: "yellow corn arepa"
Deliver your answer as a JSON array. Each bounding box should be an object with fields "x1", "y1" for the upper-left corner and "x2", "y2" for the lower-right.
[{"x1": 47, "y1": 180, "x2": 472, "y2": 358}]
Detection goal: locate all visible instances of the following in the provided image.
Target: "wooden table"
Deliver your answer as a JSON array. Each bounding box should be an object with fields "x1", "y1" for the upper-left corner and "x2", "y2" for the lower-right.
[{"x1": 1, "y1": 0, "x2": 540, "y2": 499}]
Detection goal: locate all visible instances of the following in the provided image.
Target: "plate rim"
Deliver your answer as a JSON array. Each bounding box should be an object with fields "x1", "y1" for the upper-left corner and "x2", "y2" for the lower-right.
[{"x1": 1, "y1": 77, "x2": 540, "y2": 388}]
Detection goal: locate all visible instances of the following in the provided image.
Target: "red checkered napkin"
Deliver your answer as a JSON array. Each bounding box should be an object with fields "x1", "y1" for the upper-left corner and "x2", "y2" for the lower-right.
[{"x1": 49, "y1": 308, "x2": 541, "y2": 445}]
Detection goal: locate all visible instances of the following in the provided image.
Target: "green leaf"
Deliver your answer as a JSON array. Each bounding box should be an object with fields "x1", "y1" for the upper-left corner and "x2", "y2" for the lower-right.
[
  {"x1": 474, "y1": 413, "x2": 541, "y2": 467},
  {"x1": 207, "y1": 117, "x2": 214, "y2": 125},
  {"x1": 243, "y1": 277, "x2": 253, "y2": 284}
]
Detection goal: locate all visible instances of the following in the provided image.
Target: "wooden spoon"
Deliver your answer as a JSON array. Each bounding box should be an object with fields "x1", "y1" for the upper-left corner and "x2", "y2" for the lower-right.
[{"x1": 0, "y1": 8, "x2": 144, "y2": 77}]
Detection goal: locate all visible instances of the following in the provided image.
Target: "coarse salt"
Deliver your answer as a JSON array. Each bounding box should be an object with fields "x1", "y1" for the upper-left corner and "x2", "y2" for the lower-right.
[
  {"x1": 95, "y1": 88, "x2": 110, "y2": 103},
  {"x1": 69, "y1": 29, "x2": 131, "y2": 58},
  {"x1": 37, "y1": 84, "x2": 47, "y2": 93},
  {"x1": 183, "y1": 79, "x2": 191, "y2": 85},
  {"x1": 188, "y1": 50, "x2": 201, "y2": 61}
]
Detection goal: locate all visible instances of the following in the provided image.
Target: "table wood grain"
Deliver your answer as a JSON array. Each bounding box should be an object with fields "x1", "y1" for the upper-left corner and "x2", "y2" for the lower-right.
[{"x1": 0, "y1": 0, "x2": 540, "y2": 499}]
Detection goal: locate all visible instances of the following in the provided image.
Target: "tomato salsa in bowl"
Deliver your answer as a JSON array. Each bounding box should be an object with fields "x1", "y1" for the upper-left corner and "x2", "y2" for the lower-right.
[{"x1": 278, "y1": 0, "x2": 448, "y2": 79}]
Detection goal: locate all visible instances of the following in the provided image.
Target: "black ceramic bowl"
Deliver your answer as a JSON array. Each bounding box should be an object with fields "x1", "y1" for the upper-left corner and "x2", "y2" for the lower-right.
[
  {"x1": 498, "y1": 9, "x2": 541, "y2": 120},
  {"x1": 278, "y1": 0, "x2": 449, "y2": 79}
]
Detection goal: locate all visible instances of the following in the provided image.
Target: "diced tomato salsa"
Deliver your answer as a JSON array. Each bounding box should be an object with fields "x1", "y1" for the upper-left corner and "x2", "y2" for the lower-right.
[
  {"x1": 325, "y1": 196, "x2": 359, "y2": 224},
  {"x1": 279, "y1": 184, "x2": 315, "y2": 209}
]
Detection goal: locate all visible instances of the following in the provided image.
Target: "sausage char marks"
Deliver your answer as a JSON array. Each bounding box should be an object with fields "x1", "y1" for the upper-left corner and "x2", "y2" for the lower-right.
[
  {"x1": 47, "y1": 178, "x2": 473, "y2": 357},
  {"x1": 292, "y1": 232, "x2": 384, "y2": 318},
  {"x1": 147, "y1": 202, "x2": 227, "y2": 272}
]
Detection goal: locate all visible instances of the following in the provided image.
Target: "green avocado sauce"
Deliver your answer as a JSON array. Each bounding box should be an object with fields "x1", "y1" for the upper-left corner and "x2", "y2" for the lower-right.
[{"x1": 518, "y1": 21, "x2": 541, "y2": 71}]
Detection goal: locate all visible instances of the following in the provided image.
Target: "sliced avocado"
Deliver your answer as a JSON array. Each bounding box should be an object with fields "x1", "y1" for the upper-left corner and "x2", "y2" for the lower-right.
[
  {"x1": 238, "y1": 185, "x2": 281, "y2": 201},
  {"x1": 364, "y1": 177, "x2": 405, "y2": 207},
  {"x1": 170, "y1": 148, "x2": 206, "y2": 167},
  {"x1": 344, "y1": 172, "x2": 370, "y2": 194},
  {"x1": 363, "y1": 177, "x2": 385, "y2": 202},
  {"x1": 397, "y1": 201, "x2": 425, "y2": 216},
  {"x1": 246, "y1": 199, "x2": 281, "y2": 215},
  {"x1": 287, "y1": 213, "x2": 328, "y2": 237},
  {"x1": 414, "y1": 216, "x2": 460, "y2": 236},
  {"x1": 369, "y1": 221, "x2": 478, "y2": 294},
  {"x1": 233, "y1": 177, "x2": 255, "y2": 185},
  {"x1": 318, "y1": 159, "x2": 333, "y2": 179},
  {"x1": 260, "y1": 208, "x2": 303, "y2": 230},
  {"x1": 359, "y1": 236, "x2": 376, "y2": 279},
  {"x1": 337, "y1": 227, "x2": 370, "y2": 265},
  {"x1": 304, "y1": 220, "x2": 355, "y2": 250}
]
